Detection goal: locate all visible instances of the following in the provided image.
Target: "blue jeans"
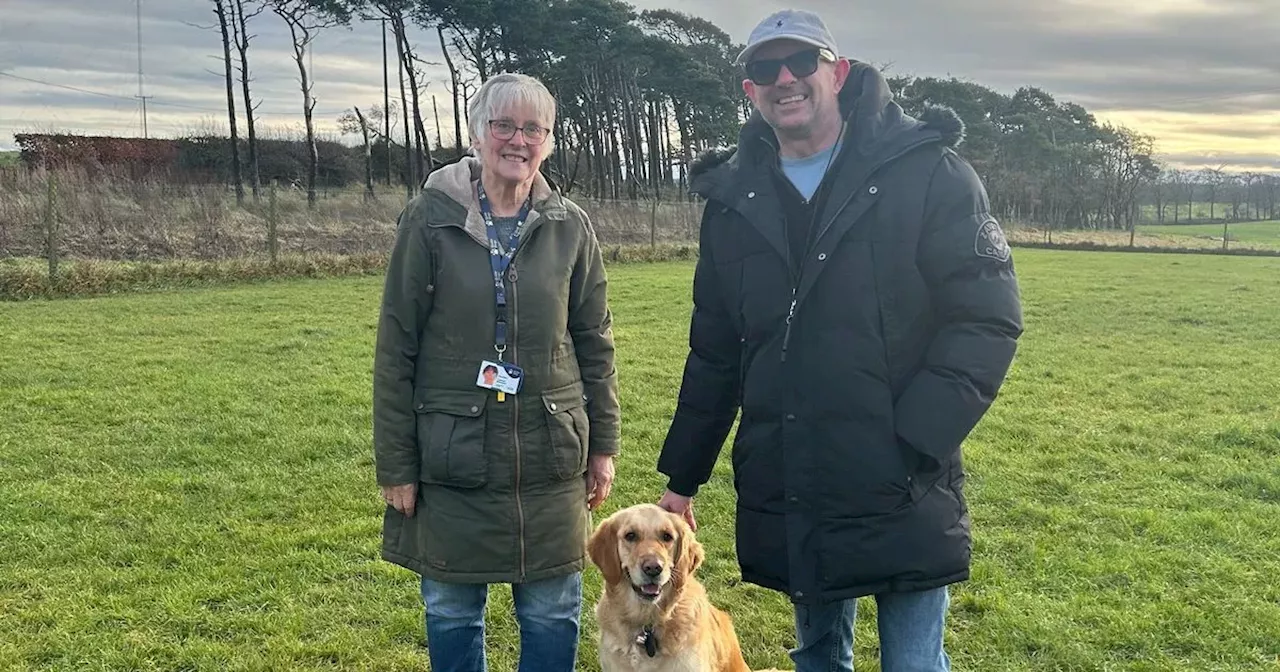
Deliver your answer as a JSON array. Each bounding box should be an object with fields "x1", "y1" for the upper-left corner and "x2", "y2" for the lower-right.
[
  {"x1": 420, "y1": 572, "x2": 582, "y2": 672},
  {"x1": 790, "y1": 586, "x2": 951, "y2": 672}
]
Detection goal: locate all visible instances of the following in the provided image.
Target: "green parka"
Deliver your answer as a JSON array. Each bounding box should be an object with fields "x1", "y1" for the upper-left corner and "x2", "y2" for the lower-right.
[{"x1": 373, "y1": 156, "x2": 620, "y2": 584}]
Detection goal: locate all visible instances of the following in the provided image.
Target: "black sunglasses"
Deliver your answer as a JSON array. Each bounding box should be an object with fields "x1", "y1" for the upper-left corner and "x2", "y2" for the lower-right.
[{"x1": 745, "y1": 48, "x2": 834, "y2": 86}]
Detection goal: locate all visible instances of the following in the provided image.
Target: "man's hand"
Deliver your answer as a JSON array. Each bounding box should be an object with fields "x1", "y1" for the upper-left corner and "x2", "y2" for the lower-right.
[
  {"x1": 381, "y1": 483, "x2": 417, "y2": 517},
  {"x1": 657, "y1": 489, "x2": 696, "y2": 531},
  {"x1": 586, "y1": 454, "x2": 615, "y2": 510}
]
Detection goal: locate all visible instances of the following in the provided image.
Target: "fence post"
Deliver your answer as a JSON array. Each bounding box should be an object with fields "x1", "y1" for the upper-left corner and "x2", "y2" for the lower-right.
[
  {"x1": 268, "y1": 180, "x2": 279, "y2": 265},
  {"x1": 44, "y1": 173, "x2": 59, "y2": 283},
  {"x1": 650, "y1": 200, "x2": 657, "y2": 250}
]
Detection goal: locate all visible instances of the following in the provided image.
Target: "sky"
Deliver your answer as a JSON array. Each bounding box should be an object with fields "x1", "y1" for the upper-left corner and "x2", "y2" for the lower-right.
[{"x1": 1, "y1": 0, "x2": 1277, "y2": 173}]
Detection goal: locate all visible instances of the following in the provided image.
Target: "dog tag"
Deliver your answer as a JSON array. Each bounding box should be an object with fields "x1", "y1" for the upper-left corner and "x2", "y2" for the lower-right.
[{"x1": 636, "y1": 625, "x2": 657, "y2": 657}]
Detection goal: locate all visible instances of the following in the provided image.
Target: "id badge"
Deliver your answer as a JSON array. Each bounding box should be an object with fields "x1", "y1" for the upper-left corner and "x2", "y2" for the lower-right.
[{"x1": 477, "y1": 360, "x2": 523, "y2": 397}]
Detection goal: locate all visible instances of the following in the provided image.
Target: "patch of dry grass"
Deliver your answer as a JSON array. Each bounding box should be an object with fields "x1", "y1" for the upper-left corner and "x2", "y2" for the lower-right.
[{"x1": 0, "y1": 168, "x2": 703, "y2": 265}]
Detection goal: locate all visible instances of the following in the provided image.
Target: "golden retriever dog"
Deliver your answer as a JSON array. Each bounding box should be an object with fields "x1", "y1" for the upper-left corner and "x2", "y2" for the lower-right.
[{"x1": 588, "y1": 503, "x2": 786, "y2": 672}]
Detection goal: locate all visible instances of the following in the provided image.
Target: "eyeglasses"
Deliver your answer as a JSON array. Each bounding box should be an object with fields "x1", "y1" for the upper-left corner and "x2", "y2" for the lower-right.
[
  {"x1": 745, "y1": 48, "x2": 835, "y2": 86},
  {"x1": 488, "y1": 119, "x2": 550, "y2": 145}
]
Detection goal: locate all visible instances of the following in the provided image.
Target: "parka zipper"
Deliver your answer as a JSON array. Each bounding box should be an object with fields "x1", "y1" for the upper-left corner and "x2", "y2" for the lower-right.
[
  {"x1": 772, "y1": 134, "x2": 937, "y2": 363},
  {"x1": 505, "y1": 211, "x2": 540, "y2": 583},
  {"x1": 511, "y1": 268, "x2": 525, "y2": 581},
  {"x1": 781, "y1": 288, "x2": 797, "y2": 361}
]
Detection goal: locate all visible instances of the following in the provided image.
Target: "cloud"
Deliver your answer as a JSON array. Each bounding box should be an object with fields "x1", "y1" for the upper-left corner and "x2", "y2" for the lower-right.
[
  {"x1": 1155, "y1": 152, "x2": 1280, "y2": 172},
  {"x1": 0, "y1": 0, "x2": 457, "y2": 149},
  {"x1": 1, "y1": 0, "x2": 1277, "y2": 172}
]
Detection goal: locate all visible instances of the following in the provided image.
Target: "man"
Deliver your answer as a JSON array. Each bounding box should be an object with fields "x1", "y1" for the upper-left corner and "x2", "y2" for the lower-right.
[{"x1": 655, "y1": 8, "x2": 1023, "y2": 672}]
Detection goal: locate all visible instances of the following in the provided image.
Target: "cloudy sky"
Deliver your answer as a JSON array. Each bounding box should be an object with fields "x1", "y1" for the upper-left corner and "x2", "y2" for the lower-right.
[{"x1": 1, "y1": 0, "x2": 1277, "y2": 172}]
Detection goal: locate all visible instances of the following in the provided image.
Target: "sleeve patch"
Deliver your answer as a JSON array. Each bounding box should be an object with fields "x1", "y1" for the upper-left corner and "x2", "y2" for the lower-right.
[{"x1": 975, "y1": 216, "x2": 1010, "y2": 262}]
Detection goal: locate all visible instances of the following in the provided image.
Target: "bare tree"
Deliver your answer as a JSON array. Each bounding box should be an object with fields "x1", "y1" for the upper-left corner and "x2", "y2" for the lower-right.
[
  {"x1": 269, "y1": 0, "x2": 353, "y2": 207},
  {"x1": 360, "y1": 1, "x2": 432, "y2": 192},
  {"x1": 381, "y1": 18, "x2": 392, "y2": 186},
  {"x1": 1199, "y1": 164, "x2": 1225, "y2": 222},
  {"x1": 232, "y1": 0, "x2": 265, "y2": 202},
  {"x1": 213, "y1": 0, "x2": 244, "y2": 205},
  {"x1": 396, "y1": 24, "x2": 413, "y2": 198},
  {"x1": 354, "y1": 107, "x2": 376, "y2": 201},
  {"x1": 438, "y1": 25, "x2": 463, "y2": 154}
]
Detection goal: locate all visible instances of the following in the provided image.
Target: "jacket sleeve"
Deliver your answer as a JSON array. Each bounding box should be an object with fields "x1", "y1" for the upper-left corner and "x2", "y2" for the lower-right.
[
  {"x1": 657, "y1": 205, "x2": 741, "y2": 496},
  {"x1": 567, "y1": 207, "x2": 621, "y2": 456},
  {"x1": 894, "y1": 150, "x2": 1024, "y2": 464},
  {"x1": 372, "y1": 201, "x2": 433, "y2": 486}
]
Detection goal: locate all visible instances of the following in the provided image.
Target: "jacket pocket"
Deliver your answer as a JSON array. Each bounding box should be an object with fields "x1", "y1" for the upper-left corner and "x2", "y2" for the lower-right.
[
  {"x1": 415, "y1": 388, "x2": 488, "y2": 488},
  {"x1": 541, "y1": 380, "x2": 589, "y2": 480}
]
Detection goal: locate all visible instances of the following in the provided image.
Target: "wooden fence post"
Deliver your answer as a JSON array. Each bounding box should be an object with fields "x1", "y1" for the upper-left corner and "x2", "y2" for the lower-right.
[
  {"x1": 44, "y1": 173, "x2": 59, "y2": 282},
  {"x1": 268, "y1": 180, "x2": 279, "y2": 264},
  {"x1": 650, "y1": 200, "x2": 657, "y2": 249}
]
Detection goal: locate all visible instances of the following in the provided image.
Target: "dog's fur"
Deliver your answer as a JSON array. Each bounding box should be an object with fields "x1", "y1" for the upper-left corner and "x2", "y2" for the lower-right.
[{"x1": 588, "y1": 504, "x2": 786, "y2": 672}]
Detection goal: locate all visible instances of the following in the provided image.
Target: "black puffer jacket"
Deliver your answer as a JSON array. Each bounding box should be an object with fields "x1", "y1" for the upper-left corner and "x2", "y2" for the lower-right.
[{"x1": 657, "y1": 62, "x2": 1024, "y2": 604}]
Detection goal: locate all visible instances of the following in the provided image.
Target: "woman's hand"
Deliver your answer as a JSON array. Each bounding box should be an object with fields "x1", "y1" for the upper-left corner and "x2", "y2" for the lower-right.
[
  {"x1": 381, "y1": 483, "x2": 417, "y2": 517},
  {"x1": 585, "y1": 454, "x2": 615, "y2": 510}
]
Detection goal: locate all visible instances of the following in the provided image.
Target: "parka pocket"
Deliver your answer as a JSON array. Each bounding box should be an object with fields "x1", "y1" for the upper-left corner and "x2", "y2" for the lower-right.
[
  {"x1": 541, "y1": 380, "x2": 589, "y2": 480},
  {"x1": 415, "y1": 388, "x2": 489, "y2": 489}
]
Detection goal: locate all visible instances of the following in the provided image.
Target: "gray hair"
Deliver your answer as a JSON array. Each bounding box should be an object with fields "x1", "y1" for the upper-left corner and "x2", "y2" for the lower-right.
[{"x1": 467, "y1": 73, "x2": 557, "y2": 153}]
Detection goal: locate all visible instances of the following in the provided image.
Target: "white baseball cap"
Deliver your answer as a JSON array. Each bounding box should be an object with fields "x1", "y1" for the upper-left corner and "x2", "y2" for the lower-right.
[{"x1": 736, "y1": 8, "x2": 840, "y2": 65}]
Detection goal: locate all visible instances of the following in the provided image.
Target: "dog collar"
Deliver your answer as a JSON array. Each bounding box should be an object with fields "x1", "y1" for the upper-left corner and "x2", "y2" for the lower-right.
[{"x1": 635, "y1": 624, "x2": 658, "y2": 657}]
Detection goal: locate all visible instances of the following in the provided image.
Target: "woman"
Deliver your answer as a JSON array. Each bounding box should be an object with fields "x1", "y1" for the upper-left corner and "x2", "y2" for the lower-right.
[{"x1": 372, "y1": 72, "x2": 620, "y2": 672}]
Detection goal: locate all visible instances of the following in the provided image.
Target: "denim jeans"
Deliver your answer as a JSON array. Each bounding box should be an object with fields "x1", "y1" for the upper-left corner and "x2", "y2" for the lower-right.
[
  {"x1": 420, "y1": 572, "x2": 582, "y2": 672},
  {"x1": 790, "y1": 586, "x2": 951, "y2": 672}
]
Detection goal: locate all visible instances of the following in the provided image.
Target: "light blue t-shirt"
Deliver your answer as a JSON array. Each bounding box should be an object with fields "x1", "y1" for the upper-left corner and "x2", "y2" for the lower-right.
[{"x1": 780, "y1": 140, "x2": 841, "y2": 202}]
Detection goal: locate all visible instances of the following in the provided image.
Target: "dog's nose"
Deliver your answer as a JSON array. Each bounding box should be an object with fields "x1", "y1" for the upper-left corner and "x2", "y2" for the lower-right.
[{"x1": 641, "y1": 559, "x2": 663, "y2": 578}]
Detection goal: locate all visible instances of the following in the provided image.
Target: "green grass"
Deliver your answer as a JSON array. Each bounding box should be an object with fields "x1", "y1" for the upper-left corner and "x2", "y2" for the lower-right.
[
  {"x1": 1139, "y1": 220, "x2": 1280, "y2": 247},
  {"x1": 0, "y1": 151, "x2": 19, "y2": 168},
  {"x1": 2, "y1": 250, "x2": 1279, "y2": 671}
]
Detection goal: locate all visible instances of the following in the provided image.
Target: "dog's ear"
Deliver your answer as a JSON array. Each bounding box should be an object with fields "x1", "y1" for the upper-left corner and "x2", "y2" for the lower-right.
[
  {"x1": 671, "y1": 513, "x2": 704, "y2": 584},
  {"x1": 587, "y1": 514, "x2": 623, "y2": 586}
]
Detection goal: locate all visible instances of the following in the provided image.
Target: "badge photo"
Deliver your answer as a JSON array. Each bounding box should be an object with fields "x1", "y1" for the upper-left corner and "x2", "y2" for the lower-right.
[{"x1": 477, "y1": 360, "x2": 523, "y2": 395}]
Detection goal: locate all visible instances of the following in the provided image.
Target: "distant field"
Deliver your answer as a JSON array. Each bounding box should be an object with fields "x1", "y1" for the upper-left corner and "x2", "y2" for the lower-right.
[
  {"x1": 1009, "y1": 220, "x2": 1280, "y2": 252},
  {"x1": 1140, "y1": 220, "x2": 1280, "y2": 245},
  {"x1": 1, "y1": 251, "x2": 1278, "y2": 670},
  {"x1": 0, "y1": 151, "x2": 20, "y2": 168}
]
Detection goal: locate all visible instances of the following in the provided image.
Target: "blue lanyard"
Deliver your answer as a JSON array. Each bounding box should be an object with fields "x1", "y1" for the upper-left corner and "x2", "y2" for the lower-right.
[{"x1": 476, "y1": 180, "x2": 531, "y2": 360}]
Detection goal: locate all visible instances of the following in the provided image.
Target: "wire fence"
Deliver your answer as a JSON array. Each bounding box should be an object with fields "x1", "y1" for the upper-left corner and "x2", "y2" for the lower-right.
[
  {"x1": 6, "y1": 166, "x2": 1276, "y2": 275},
  {"x1": 0, "y1": 167, "x2": 705, "y2": 267}
]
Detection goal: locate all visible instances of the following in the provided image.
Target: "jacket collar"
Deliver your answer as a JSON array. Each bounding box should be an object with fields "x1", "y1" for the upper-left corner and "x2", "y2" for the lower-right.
[{"x1": 422, "y1": 155, "x2": 567, "y2": 247}]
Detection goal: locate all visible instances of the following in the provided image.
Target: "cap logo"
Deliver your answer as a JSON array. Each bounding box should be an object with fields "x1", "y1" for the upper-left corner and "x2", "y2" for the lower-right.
[{"x1": 776, "y1": 19, "x2": 783, "y2": 27}]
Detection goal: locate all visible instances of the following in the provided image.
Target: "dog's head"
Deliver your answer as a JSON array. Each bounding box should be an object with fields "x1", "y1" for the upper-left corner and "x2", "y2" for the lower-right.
[{"x1": 588, "y1": 503, "x2": 705, "y2": 604}]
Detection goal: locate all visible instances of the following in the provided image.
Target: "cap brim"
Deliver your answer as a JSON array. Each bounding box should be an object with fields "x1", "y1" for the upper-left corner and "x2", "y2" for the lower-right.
[{"x1": 735, "y1": 35, "x2": 833, "y2": 66}]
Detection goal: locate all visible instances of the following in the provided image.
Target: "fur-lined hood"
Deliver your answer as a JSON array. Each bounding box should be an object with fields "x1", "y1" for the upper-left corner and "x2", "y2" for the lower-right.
[
  {"x1": 689, "y1": 61, "x2": 965, "y2": 194},
  {"x1": 421, "y1": 155, "x2": 566, "y2": 247}
]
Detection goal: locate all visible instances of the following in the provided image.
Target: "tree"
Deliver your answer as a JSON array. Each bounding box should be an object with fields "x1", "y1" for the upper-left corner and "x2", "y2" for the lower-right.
[
  {"x1": 338, "y1": 102, "x2": 402, "y2": 188},
  {"x1": 232, "y1": 0, "x2": 265, "y2": 202},
  {"x1": 438, "y1": 25, "x2": 464, "y2": 154},
  {"x1": 357, "y1": 1, "x2": 432, "y2": 193},
  {"x1": 268, "y1": 0, "x2": 354, "y2": 207},
  {"x1": 353, "y1": 107, "x2": 376, "y2": 200},
  {"x1": 213, "y1": 0, "x2": 245, "y2": 205},
  {"x1": 1199, "y1": 165, "x2": 1225, "y2": 222}
]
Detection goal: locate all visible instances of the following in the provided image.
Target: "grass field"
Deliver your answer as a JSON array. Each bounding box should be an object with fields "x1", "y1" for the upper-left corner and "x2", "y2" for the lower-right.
[
  {"x1": 0, "y1": 151, "x2": 19, "y2": 168},
  {"x1": 1008, "y1": 221, "x2": 1280, "y2": 253},
  {"x1": 1139, "y1": 220, "x2": 1280, "y2": 246},
  {"x1": 2, "y1": 249, "x2": 1279, "y2": 671}
]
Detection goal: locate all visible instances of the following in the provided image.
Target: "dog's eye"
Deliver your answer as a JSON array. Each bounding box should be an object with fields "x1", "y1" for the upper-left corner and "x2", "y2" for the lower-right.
[
  {"x1": 660, "y1": 531, "x2": 674, "y2": 542},
  {"x1": 624, "y1": 530, "x2": 637, "y2": 542}
]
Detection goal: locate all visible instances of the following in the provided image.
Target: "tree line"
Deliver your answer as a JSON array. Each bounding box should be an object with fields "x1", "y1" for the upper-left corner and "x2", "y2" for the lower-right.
[{"x1": 187, "y1": 0, "x2": 1280, "y2": 227}]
